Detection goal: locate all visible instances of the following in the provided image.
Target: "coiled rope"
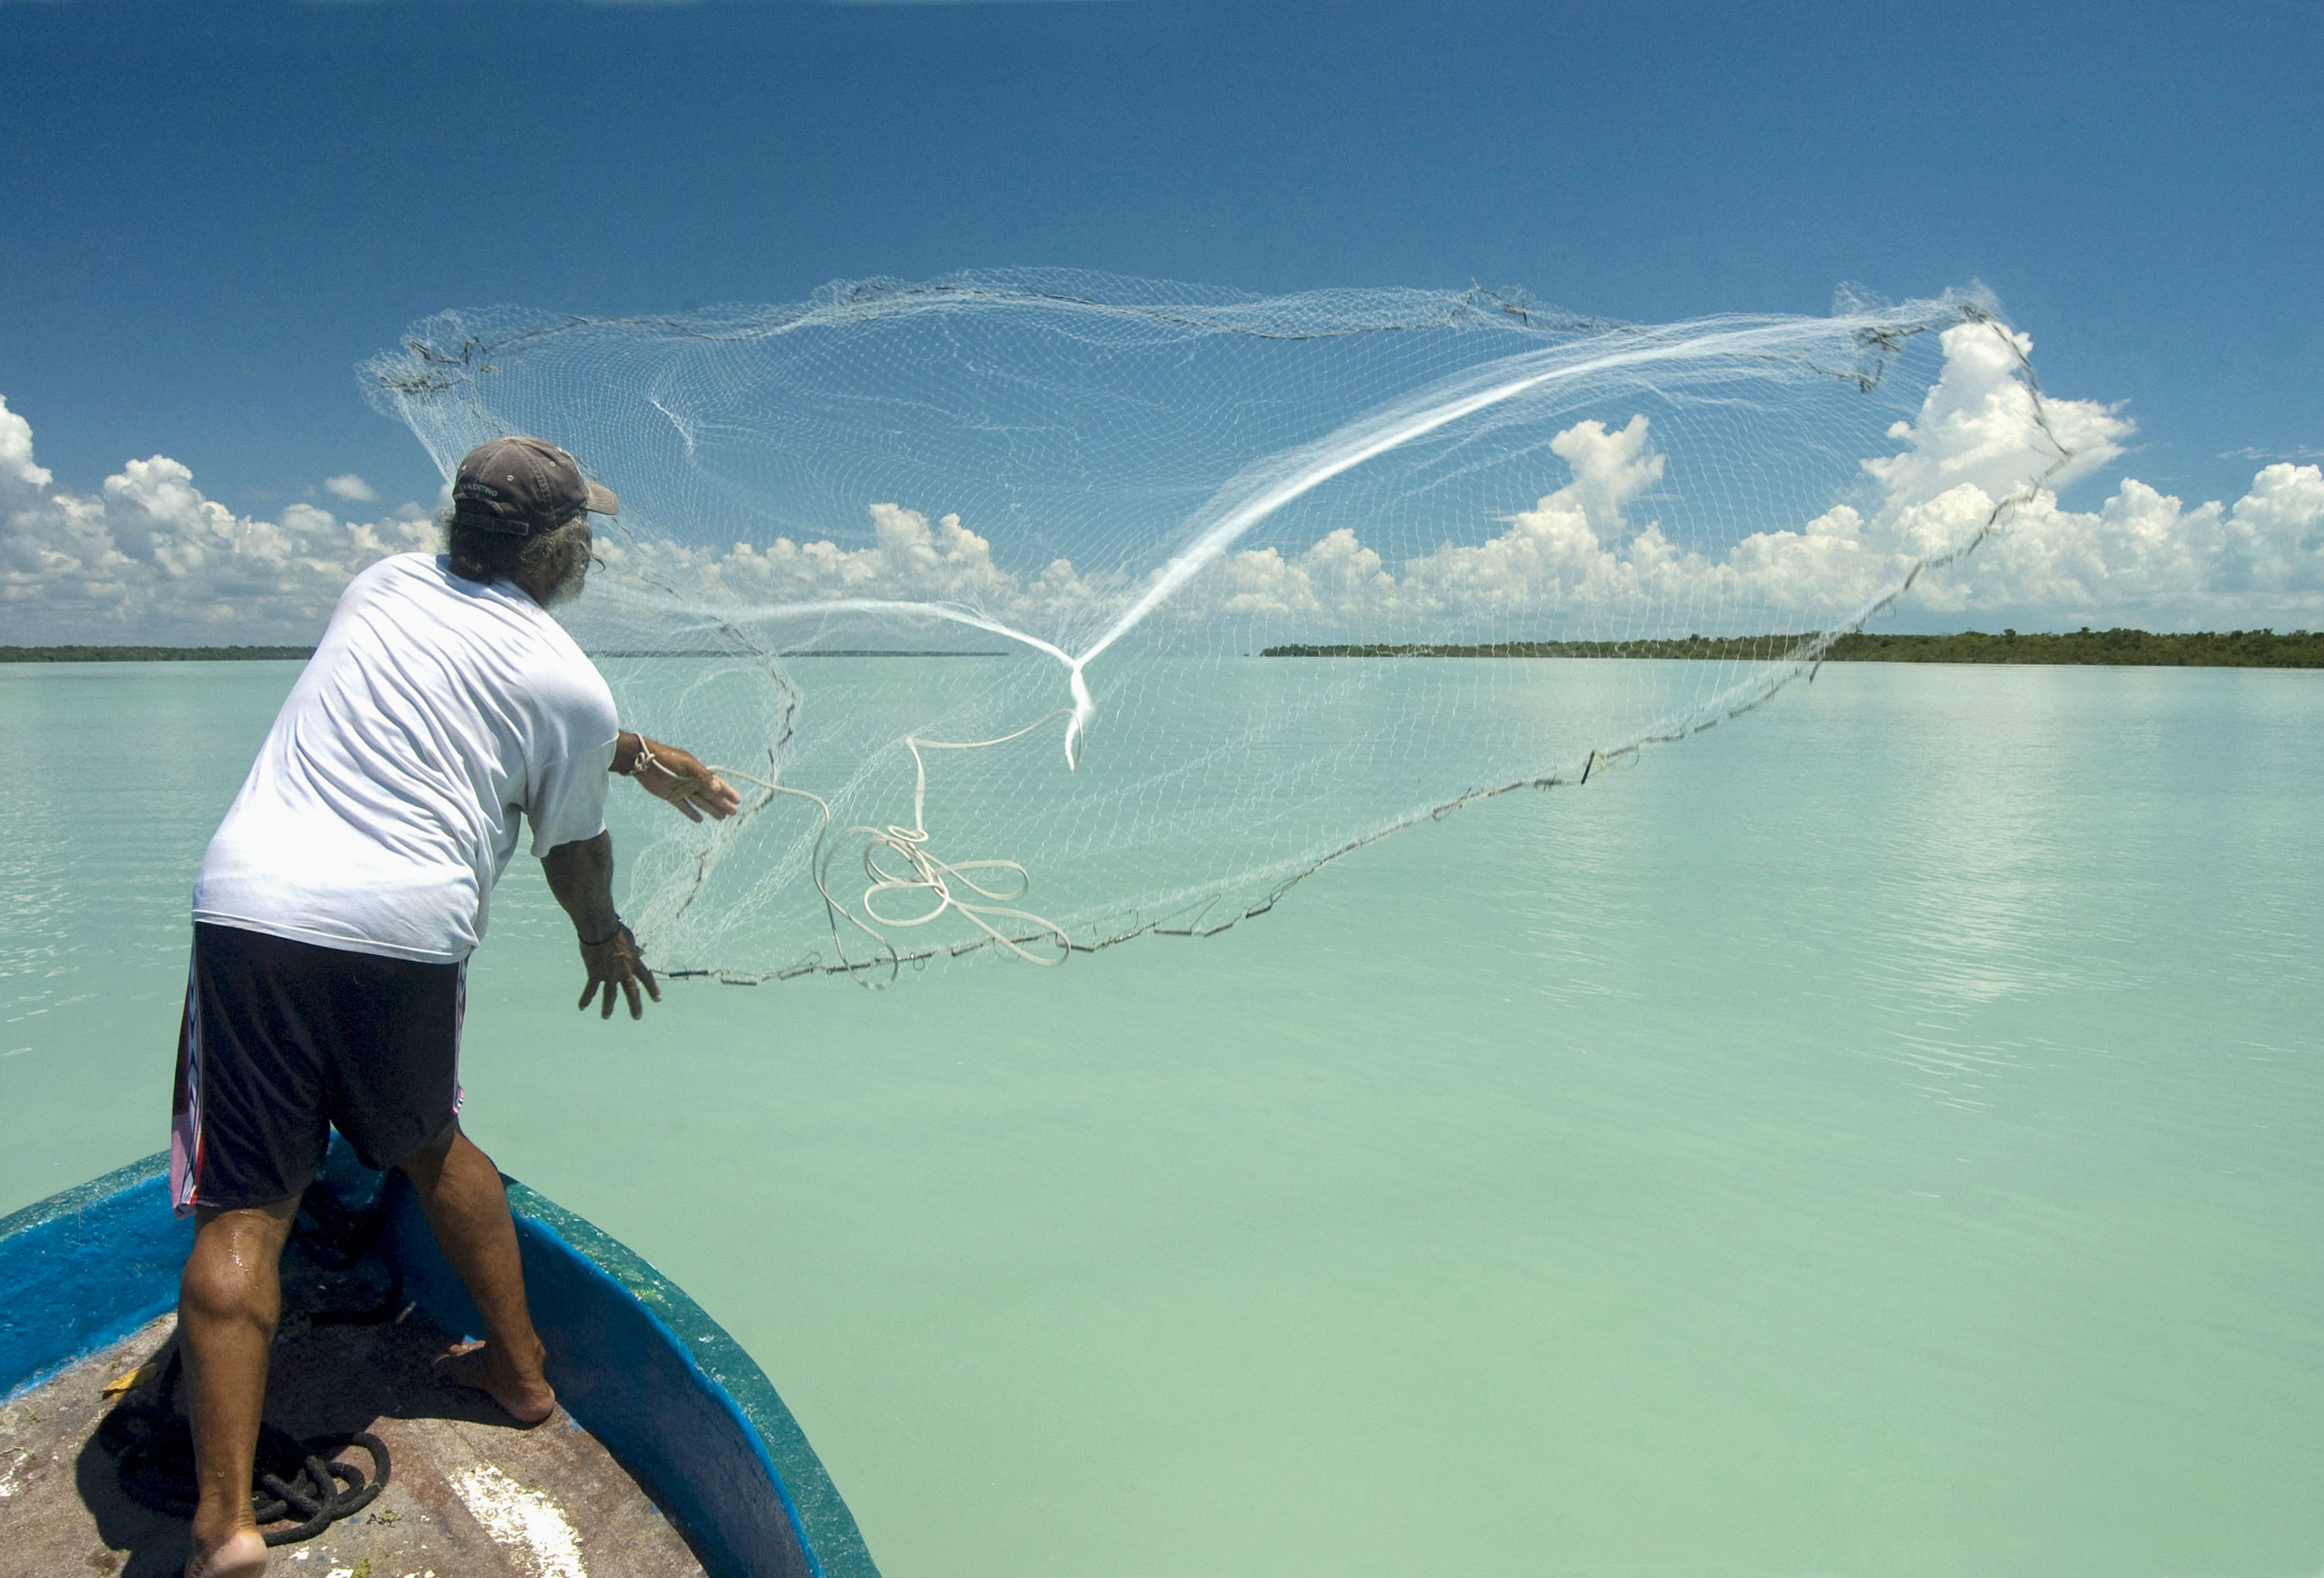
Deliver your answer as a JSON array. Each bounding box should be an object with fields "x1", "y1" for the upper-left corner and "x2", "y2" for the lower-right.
[
  {"x1": 713, "y1": 710, "x2": 1074, "y2": 978},
  {"x1": 96, "y1": 1350, "x2": 390, "y2": 1547}
]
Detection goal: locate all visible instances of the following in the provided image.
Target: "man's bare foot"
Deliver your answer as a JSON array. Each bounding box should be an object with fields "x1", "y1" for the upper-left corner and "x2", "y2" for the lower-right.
[
  {"x1": 436, "y1": 1338, "x2": 557, "y2": 1425},
  {"x1": 185, "y1": 1525, "x2": 268, "y2": 1578}
]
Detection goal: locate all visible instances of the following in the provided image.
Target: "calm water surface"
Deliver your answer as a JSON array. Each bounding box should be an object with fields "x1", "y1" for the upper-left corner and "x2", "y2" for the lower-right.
[{"x1": 2, "y1": 659, "x2": 2319, "y2": 1577}]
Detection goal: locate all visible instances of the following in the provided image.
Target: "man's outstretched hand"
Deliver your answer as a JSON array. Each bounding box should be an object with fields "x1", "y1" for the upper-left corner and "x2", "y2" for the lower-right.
[
  {"x1": 621, "y1": 733, "x2": 741, "y2": 823},
  {"x1": 578, "y1": 920, "x2": 661, "y2": 1020}
]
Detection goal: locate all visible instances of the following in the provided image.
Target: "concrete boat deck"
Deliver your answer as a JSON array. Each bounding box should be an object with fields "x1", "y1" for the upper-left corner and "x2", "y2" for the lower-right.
[{"x1": 0, "y1": 1292, "x2": 706, "y2": 1578}]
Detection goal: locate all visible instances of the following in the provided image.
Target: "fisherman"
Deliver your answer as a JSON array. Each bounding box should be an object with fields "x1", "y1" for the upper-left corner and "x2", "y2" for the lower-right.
[{"x1": 169, "y1": 437, "x2": 741, "y2": 1578}]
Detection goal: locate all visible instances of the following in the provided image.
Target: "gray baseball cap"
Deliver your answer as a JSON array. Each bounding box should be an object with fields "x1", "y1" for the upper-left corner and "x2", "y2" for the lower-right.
[{"x1": 451, "y1": 436, "x2": 620, "y2": 536}]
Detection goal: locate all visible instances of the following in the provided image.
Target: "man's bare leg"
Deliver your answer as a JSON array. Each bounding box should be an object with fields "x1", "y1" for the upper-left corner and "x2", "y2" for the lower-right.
[
  {"x1": 397, "y1": 1121, "x2": 556, "y2": 1423},
  {"x1": 179, "y1": 1196, "x2": 298, "y2": 1578}
]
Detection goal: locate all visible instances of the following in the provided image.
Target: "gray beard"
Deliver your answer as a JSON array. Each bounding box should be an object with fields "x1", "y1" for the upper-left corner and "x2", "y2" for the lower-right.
[{"x1": 539, "y1": 547, "x2": 591, "y2": 608}]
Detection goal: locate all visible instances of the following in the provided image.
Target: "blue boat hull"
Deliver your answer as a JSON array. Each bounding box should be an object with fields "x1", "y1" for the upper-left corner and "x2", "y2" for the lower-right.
[{"x1": 0, "y1": 1144, "x2": 878, "y2": 1578}]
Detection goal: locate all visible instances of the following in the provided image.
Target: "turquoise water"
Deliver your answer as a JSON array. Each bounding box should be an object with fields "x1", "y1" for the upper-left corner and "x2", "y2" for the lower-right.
[{"x1": 5, "y1": 659, "x2": 2322, "y2": 1576}]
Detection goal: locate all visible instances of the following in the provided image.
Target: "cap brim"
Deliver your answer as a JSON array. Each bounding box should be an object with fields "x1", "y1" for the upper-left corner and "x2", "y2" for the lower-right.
[{"x1": 584, "y1": 481, "x2": 620, "y2": 516}]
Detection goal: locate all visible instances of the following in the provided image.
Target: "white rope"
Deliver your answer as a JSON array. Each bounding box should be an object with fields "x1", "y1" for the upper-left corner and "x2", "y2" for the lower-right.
[{"x1": 710, "y1": 709, "x2": 1075, "y2": 979}]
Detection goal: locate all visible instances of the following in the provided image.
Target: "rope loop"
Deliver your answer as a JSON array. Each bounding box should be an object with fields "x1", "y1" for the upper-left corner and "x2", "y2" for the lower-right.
[
  {"x1": 95, "y1": 1351, "x2": 390, "y2": 1547},
  {"x1": 713, "y1": 709, "x2": 1075, "y2": 983}
]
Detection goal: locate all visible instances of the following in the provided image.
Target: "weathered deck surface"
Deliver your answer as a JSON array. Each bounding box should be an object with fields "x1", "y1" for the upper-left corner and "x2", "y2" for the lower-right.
[{"x1": 0, "y1": 1298, "x2": 706, "y2": 1578}]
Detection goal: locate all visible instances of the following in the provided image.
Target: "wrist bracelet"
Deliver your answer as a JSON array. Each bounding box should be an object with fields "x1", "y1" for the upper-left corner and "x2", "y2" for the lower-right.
[{"x1": 579, "y1": 920, "x2": 624, "y2": 947}]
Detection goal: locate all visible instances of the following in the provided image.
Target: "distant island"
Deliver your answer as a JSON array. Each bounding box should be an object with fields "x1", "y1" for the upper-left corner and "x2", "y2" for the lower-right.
[
  {"x1": 1263, "y1": 628, "x2": 2324, "y2": 669},
  {"x1": 8, "y1": 628, "x2": 2322, "y2": 668},
  {"x1": 0, "y1": 645, "x2": 317, "y2": 662}
]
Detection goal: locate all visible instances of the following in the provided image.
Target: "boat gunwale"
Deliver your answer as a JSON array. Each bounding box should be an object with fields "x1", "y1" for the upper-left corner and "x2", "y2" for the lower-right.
[
  {"x1": 494, "y1": 1174, "x2": 880, "y2": 1578},
  {"x1": 1, "y1": 1149, "x2": 878, "y2": 1578}
]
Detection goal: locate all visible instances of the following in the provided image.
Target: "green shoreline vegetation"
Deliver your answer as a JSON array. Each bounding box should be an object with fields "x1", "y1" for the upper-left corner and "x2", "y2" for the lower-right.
[
  {"x1": 0, "y1": 645, "x2": 318, "y2": 662},
  {"x1": 5, "y1": 628, "x2": 2322, "y2": 668},
  {"x1": 1263, "y1": 627, "x2": 2324, "y2": 668}
]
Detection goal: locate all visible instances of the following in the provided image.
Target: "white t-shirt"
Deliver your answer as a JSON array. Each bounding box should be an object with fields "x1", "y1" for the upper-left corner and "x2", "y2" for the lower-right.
[{"x1": 193, "y1": 553, "x2": 620, "y2": 964}]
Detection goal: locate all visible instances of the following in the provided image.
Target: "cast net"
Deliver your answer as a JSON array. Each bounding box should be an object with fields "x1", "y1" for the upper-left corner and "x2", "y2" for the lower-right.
[{"x1": 363, "y1": 270, "x2": 2071, "y2": 983}]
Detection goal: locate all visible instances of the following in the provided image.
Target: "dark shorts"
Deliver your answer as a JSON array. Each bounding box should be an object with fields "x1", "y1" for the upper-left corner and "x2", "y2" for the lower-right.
[{"x1": 170, "y1": 922, "x2": 467, "y2": 1216}]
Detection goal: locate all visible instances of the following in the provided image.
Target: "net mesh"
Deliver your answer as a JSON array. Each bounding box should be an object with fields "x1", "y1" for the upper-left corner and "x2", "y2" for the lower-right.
[{"x1": 363, "y1": 270, "x2": 2067, "y2": 982}]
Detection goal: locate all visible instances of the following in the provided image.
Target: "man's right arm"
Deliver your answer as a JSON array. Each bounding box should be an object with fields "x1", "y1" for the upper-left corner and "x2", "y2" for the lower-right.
[{"x1": 540, "y1": 830, "x2": 660, "y2": 1020}]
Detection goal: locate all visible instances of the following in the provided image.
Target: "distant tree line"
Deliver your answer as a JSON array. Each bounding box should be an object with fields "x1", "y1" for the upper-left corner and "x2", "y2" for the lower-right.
[
  {"x1": 9, "y1": 629, "x2": 2324, "y2": 669},
  {"x1": 1262, "y1": 628, "x2": 2324, "y2": 668},
  {"x1": 0, "y1": 645, "x2": 316, "y2": 662}
]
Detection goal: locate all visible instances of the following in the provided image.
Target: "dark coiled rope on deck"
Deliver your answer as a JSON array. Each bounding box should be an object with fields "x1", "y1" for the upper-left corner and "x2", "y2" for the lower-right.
[
  {"x1": 97, "y1": 1181, "x2": 400, "y2": 1545},
  {"x1": 95, "y1": 1351, "x2": 390, "y2": 1546}
]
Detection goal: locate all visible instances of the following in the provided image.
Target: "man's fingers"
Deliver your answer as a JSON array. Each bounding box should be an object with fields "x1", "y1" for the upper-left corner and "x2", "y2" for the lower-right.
[
  {"x1": 647, "y1": 769, "x2": 707, "y2": 822},
  {"x1": 634, "y1": 745, "x2": 741, "y2": 821},
  {"x1": 576, "y1": 927, "x2": 656, "y2": 1022}
]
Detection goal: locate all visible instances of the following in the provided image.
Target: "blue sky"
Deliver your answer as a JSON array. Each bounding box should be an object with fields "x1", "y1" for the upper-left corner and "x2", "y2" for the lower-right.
[{"x1": 2, "y1": 0, "x2": 2319, "y2": 635}]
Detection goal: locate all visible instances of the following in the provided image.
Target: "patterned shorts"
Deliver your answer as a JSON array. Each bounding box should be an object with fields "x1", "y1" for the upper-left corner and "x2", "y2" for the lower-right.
[{"x1": 171, "y1": 922, "x2": 466, "y2": 1216}]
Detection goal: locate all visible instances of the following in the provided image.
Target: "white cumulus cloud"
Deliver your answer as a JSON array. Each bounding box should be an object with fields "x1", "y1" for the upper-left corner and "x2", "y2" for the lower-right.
[
  {"x1": 0, "y1": 394, "x2": 435, "y2": 645},
  {"x1": 613, "y1": 320, "x2": 2320, "y2": 643},
  {"x1": 6, "y1": 317, "x2": 2323, "y2": 650},
  {"x1": 594, "y1": 498, "x2": 1128, "y2": 641},
  {"x1": 1180, "y1": 322, "x2": 2322, "y2": 634},
  {"x1": 593, "y1": 322, "x2": 2324, "y2": 645}
]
